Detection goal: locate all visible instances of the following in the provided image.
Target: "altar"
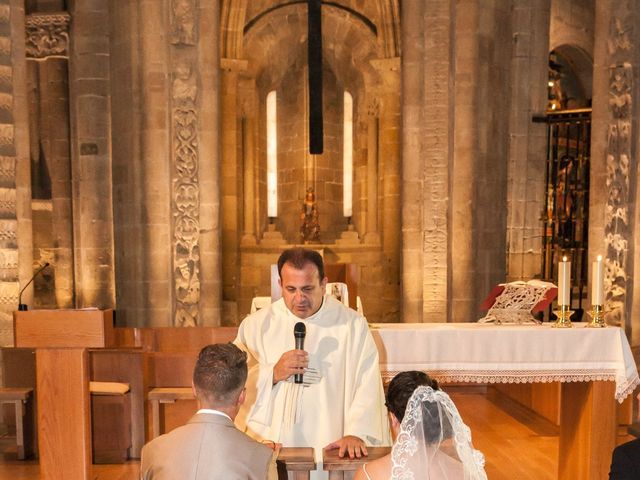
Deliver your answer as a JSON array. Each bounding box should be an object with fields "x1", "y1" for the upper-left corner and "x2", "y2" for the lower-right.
[{"x1": 370, "y1": 323, "x2": 639, "y2": 480}]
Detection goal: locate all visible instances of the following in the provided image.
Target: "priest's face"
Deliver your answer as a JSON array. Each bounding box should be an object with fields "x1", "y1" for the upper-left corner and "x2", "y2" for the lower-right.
[{"x1": 279, "y1": 261, "x2": 328, "y2": 319}]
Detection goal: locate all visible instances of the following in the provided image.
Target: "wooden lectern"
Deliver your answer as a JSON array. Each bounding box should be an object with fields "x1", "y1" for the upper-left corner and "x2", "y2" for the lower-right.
[{"x1": 14, "y1": 309, "x2": 114, "y2": 480}]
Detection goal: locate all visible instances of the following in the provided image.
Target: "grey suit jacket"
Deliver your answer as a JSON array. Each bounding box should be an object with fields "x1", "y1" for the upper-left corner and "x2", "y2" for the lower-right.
[{"x1": 141, "y1": 412, "x2": 274, "y2": 480}]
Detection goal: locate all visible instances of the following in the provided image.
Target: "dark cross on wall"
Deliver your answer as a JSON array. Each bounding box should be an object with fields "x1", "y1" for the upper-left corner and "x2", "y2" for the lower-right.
[{"x1": 308, "y1": 0, "x2": 323, "y2": 154}]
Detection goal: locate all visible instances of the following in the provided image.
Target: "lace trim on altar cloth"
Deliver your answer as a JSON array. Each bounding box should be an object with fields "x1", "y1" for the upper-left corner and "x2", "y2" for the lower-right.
[{"x1": 381, "y1": 370, "x2": 640, "y2": 403}]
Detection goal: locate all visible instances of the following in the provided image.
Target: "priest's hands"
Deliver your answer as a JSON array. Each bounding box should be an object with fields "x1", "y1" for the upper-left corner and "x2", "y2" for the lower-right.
[
  {"x1": 324, "y1": 435, "x2": 368, "y2": 459},
  {"x1": 273, "y1": 349, "x2": 309, "y2": 384}
]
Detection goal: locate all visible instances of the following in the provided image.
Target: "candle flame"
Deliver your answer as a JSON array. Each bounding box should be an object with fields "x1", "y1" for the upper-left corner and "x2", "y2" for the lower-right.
[
  {"x1": 562, "y1": 256, "x2": 567, "y2": 262},
  {"x1": 597, "y1": 255, "x2": 602, "y2": 261}
]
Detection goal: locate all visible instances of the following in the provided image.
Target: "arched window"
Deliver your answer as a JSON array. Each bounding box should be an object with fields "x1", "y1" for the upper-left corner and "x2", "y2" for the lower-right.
[
  {"x1": 266, "y1": 90, "x2": 277, "y2": 218},
  {"x1": 343, "y1": 91, "x2": 353, "y2": 218}
]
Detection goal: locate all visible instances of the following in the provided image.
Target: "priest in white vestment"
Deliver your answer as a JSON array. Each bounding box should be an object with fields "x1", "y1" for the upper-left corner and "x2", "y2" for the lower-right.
[{"x1": 234, "y1": 248, "x2": 391, "y2": 479}]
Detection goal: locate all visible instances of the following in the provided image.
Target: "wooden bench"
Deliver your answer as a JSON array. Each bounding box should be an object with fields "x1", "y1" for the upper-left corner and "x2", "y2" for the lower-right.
[
  {"x1": 90, "y1": 381, "x2": 131, "y2": 464},
  {"x1": 0, "y1": 387, "x2": 34, "y2": 459}
]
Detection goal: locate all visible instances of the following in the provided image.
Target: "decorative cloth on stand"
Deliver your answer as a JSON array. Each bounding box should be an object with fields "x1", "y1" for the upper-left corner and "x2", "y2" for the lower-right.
[{"x1": 479, "y1": 280, "x2": 557, "y2": 324}]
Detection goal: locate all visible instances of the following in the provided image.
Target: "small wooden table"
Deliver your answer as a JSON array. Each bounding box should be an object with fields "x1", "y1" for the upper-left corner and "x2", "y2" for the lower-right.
[
  {"x1": 324, "y1": 447, "x2": 391, "y2": 480},
  {"x1": 0, "y1": 387, "x2": 34, "y2": 459},
  {"x1": 148, "y1": 386, "x2": 194, "y2": 439},
  {"x1": 277, "y1": 447, "x2": 316, "y2": 480}
]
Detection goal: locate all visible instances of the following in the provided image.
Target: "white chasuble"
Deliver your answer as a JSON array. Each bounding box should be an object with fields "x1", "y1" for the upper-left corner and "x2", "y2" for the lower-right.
[{"x1": 234, "y1": 295, "x2": 391, "y2": 478}]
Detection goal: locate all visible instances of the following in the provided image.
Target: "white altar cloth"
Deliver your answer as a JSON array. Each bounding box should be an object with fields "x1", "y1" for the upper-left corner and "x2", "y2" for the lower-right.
[{"x1": 370, "y1": 323, "x2": 639, "y2": 402}]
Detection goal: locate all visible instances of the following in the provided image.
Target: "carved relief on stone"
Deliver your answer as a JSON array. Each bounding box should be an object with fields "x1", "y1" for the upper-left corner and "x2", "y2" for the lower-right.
[
  {"x1": 608, "y1": 16, "x2": 632, "y2": 55},
  {"x1": 172, "y1": 63, "x2": 197, "y2": 105},
  {"x1": 609, "y1": 64, "x2": 632, "y2": 119},
  {"x1": 367, "y1": 97, "x2": 380, "y2": 117},
  {"x1": 0, "y1": 187, "x2": 15, "y2": 217},
  {"x1": 0, "y1": 38, "x2": 10, "y2": 58},
  {"x1": 0, "y1": 66, "x2": 11, "y2": 90},
  {"x1": 0, "y1": 248, "x2": 18, "y2": 269},
  {"x1": 25, "y1": 13, "x2": 70, "y2": 60},
  {"x1": 0, "y1": 281, "x2": 17, "y2": 305},
  {"x1": 170, "y1": 0, "x2": 197, "y2": 46},
  {"x1": 604, "y1": 32, "x2": 633, "y2": 325},
  {"x1": 0, "y1": 219, "x2": 17, "y2": 243},
  {"x1": 0, "y1": 124, "x2": 14, "y2": 149},
  {"x1": 0, "y1": 6, "x2": 9, "y2": 23},
  {"x1": 0, "y1": 156, "x2": 15, "y2": 183},
  {"x1": 171, "y1": 61, "x2": 200, "y2": 326}
]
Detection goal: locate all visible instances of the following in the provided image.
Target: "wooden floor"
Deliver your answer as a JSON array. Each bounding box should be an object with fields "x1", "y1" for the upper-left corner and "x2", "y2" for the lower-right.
[{"x1": 0, "y1": 389, "x2": 634, "y2": 480}]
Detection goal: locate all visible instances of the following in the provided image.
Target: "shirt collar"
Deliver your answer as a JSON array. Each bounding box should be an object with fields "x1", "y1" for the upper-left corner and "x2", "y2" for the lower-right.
[{"x1": 196, "y1": 408, "x2": 232, "y2": 421}]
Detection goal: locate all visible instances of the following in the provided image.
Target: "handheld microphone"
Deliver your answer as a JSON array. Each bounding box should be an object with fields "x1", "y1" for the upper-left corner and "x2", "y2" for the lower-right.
[
  {"x1": 294, "y1": 322, "x2": 306, "y2": 384},
  {"x1": 18, "y1": 262, "x2": 50, "y2": 311}
]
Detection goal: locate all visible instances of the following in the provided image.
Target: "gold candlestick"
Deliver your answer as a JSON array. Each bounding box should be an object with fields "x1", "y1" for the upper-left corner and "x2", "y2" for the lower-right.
[
  {"x1": 587, "y1": 304, "x2": 606, "y2": 328},
  {"x1": 552, "y1": 304, "x2": 574, "y2": 328}
]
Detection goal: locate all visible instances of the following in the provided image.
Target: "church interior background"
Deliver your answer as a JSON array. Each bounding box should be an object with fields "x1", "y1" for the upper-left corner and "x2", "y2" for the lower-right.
[{"x1": 0, "y1": 0, "x2": 637, "y2": 396}]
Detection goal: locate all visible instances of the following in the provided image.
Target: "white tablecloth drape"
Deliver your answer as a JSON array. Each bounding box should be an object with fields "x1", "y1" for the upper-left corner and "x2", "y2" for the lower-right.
[{"x1": 370, "y1": 323, "x2": 639, "y2": 403}]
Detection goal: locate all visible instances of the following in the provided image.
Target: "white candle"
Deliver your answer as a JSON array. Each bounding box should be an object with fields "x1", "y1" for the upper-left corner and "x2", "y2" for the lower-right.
[
  {"x1": 558, "y1": 256, "x2": 571, "y2": 306},
  {"x1": 592, "y1": 255, "x2": 604, "y2": 305}
]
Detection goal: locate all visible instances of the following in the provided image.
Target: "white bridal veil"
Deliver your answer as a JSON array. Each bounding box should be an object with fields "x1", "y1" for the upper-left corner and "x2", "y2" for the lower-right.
[{"x1": 390, "y1": 386, "x2": 488, "y2": 480}]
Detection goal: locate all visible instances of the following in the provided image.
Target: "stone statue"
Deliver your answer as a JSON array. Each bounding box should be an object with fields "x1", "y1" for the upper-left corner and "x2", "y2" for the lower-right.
[{"x1": 300, "y1": 187, "x2": 320, "y2": 243}]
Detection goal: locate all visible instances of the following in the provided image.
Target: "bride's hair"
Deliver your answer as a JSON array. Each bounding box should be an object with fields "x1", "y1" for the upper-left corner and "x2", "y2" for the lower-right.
[
  {"x1": 386, "y1": 371, "x2": 451, "y2": 444},
  {"x1": 385, "y1": 371, "x2": 439, "y2": 422}
]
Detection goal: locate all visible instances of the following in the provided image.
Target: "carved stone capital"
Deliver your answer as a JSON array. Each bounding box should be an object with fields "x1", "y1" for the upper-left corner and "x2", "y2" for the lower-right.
[{"x1": 26, "y1": 12, "x2": 70, "y2": 60}]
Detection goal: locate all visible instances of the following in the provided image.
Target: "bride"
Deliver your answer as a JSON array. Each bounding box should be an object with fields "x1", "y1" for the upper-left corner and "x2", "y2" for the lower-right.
[{"x1": 354, "y1": 371, "x2": 487, "y2": 480}]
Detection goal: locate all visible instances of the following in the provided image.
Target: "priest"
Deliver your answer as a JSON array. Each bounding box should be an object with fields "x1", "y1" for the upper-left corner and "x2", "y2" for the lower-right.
[{"x1": 234, "y1": 248, "x2": 390, "y2": 478}]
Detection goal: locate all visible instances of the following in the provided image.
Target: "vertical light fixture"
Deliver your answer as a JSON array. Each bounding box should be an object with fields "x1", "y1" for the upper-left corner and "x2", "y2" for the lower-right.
[
  {"x1": 343, "y1": 91, "x2": 353, "y2": 218},
  {"x1": 266, "y1": 90, "x2": 278, "y2": 218}
]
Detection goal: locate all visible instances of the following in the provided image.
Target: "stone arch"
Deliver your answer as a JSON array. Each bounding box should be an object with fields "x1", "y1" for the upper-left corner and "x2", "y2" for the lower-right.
[{"x1": 551, "y1": 44, "x2": 593, "y2": 107}]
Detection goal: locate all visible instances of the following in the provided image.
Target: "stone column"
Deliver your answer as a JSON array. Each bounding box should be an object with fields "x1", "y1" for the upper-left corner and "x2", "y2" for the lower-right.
[
  {"x1": 364, "y1": 101, "x2": 379, "y2": 244},
  {"x1": 242, "y1": 115, "x2": 257, "y2": 245},
  {"x1": 0, "y1": 0, "x2": 32, "y2": 346},
  {"x1": 372, "y1": 56, "x2": 401, "y2": 322},
  {"x1": 41, "y1": 58, "x2": 74, "y2": 308},
  {"x1": 506, "y1": 1, "x2": 550, "y2": 281},
  {"x1": 68, "y1": 0, "x2": 115, "y2": 309},
  {"x1": 450, "y1": 0, "x2": 510, "y2": 322},
  {"x1": 421, "y1": 0, "x2": 453, "y2": 323},
  {"x1": 400, "y1": 0, "x2": 425, "y2": 323},
  {"x1": 591, "y1": 1, "x2": 639, "y2": 341},
  {"x1": 220, "y1": 58, "x2": 245, "y2": 324},
  {"x1": 195, "y1": 0, "x2": 222, "y2": 326}
]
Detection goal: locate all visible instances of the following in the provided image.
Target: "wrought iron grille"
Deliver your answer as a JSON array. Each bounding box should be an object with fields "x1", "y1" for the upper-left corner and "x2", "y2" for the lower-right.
[{"x1": 540, "y1": 109, "x2": 591, "y2": 318}]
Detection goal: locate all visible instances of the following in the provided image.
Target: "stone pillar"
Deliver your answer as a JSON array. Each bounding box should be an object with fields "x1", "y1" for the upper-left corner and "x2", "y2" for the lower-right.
[
  {"x1": 400, "y1": 0, "x2": 425, "y2": 323},
  {"x1": 592, "y1": 1, "x2": 640, "y2": 342},
  {"x1": 506, "y1": 1, "x2": 550, "y2": 282},
  {"x1": 133, "y1": 0, "x2": 172, "y2": 327},
  {"x1": 450, "y1": 0, "x2": 510, "y2": 322},
  {"x1": 41, "y1": 59, "x2": 74, "y2": 308},
  {"x1": 0, "y1": 0, "x2": 32, "y2": 346},
  {"x1": 111, "y1": 0, "x2": 221, "y2": 327},
  {"x1": 242, "y1": 115, "x2": 257, "y2": 244},
  {"x1": 220, "y1": 58, "x2": 245, "y2": 324},
  {"x1": 372, "y1": 56, "x2": 401, "y2": 322},
  {"x1": 68, "y1": 0, "x2": 115, "y2": 309},
  {"x1": 364, "y1": 101, "x2": 379, "y2": 244},
  {"x1": 421, "y1": 0, "x2": 453, "y2": 323},
  {"x1": 450, "y1": 0, "x2": 480, "y2": 323},
  {"x1": 168, "y1": 0, "x2": 222, "y2": 327},
  {"x1": 195, "y1": 0, "x2": 222, "y2": 326},
  {"x1": 25, "y1": 11, "x2": 74, "y2": 309}
]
